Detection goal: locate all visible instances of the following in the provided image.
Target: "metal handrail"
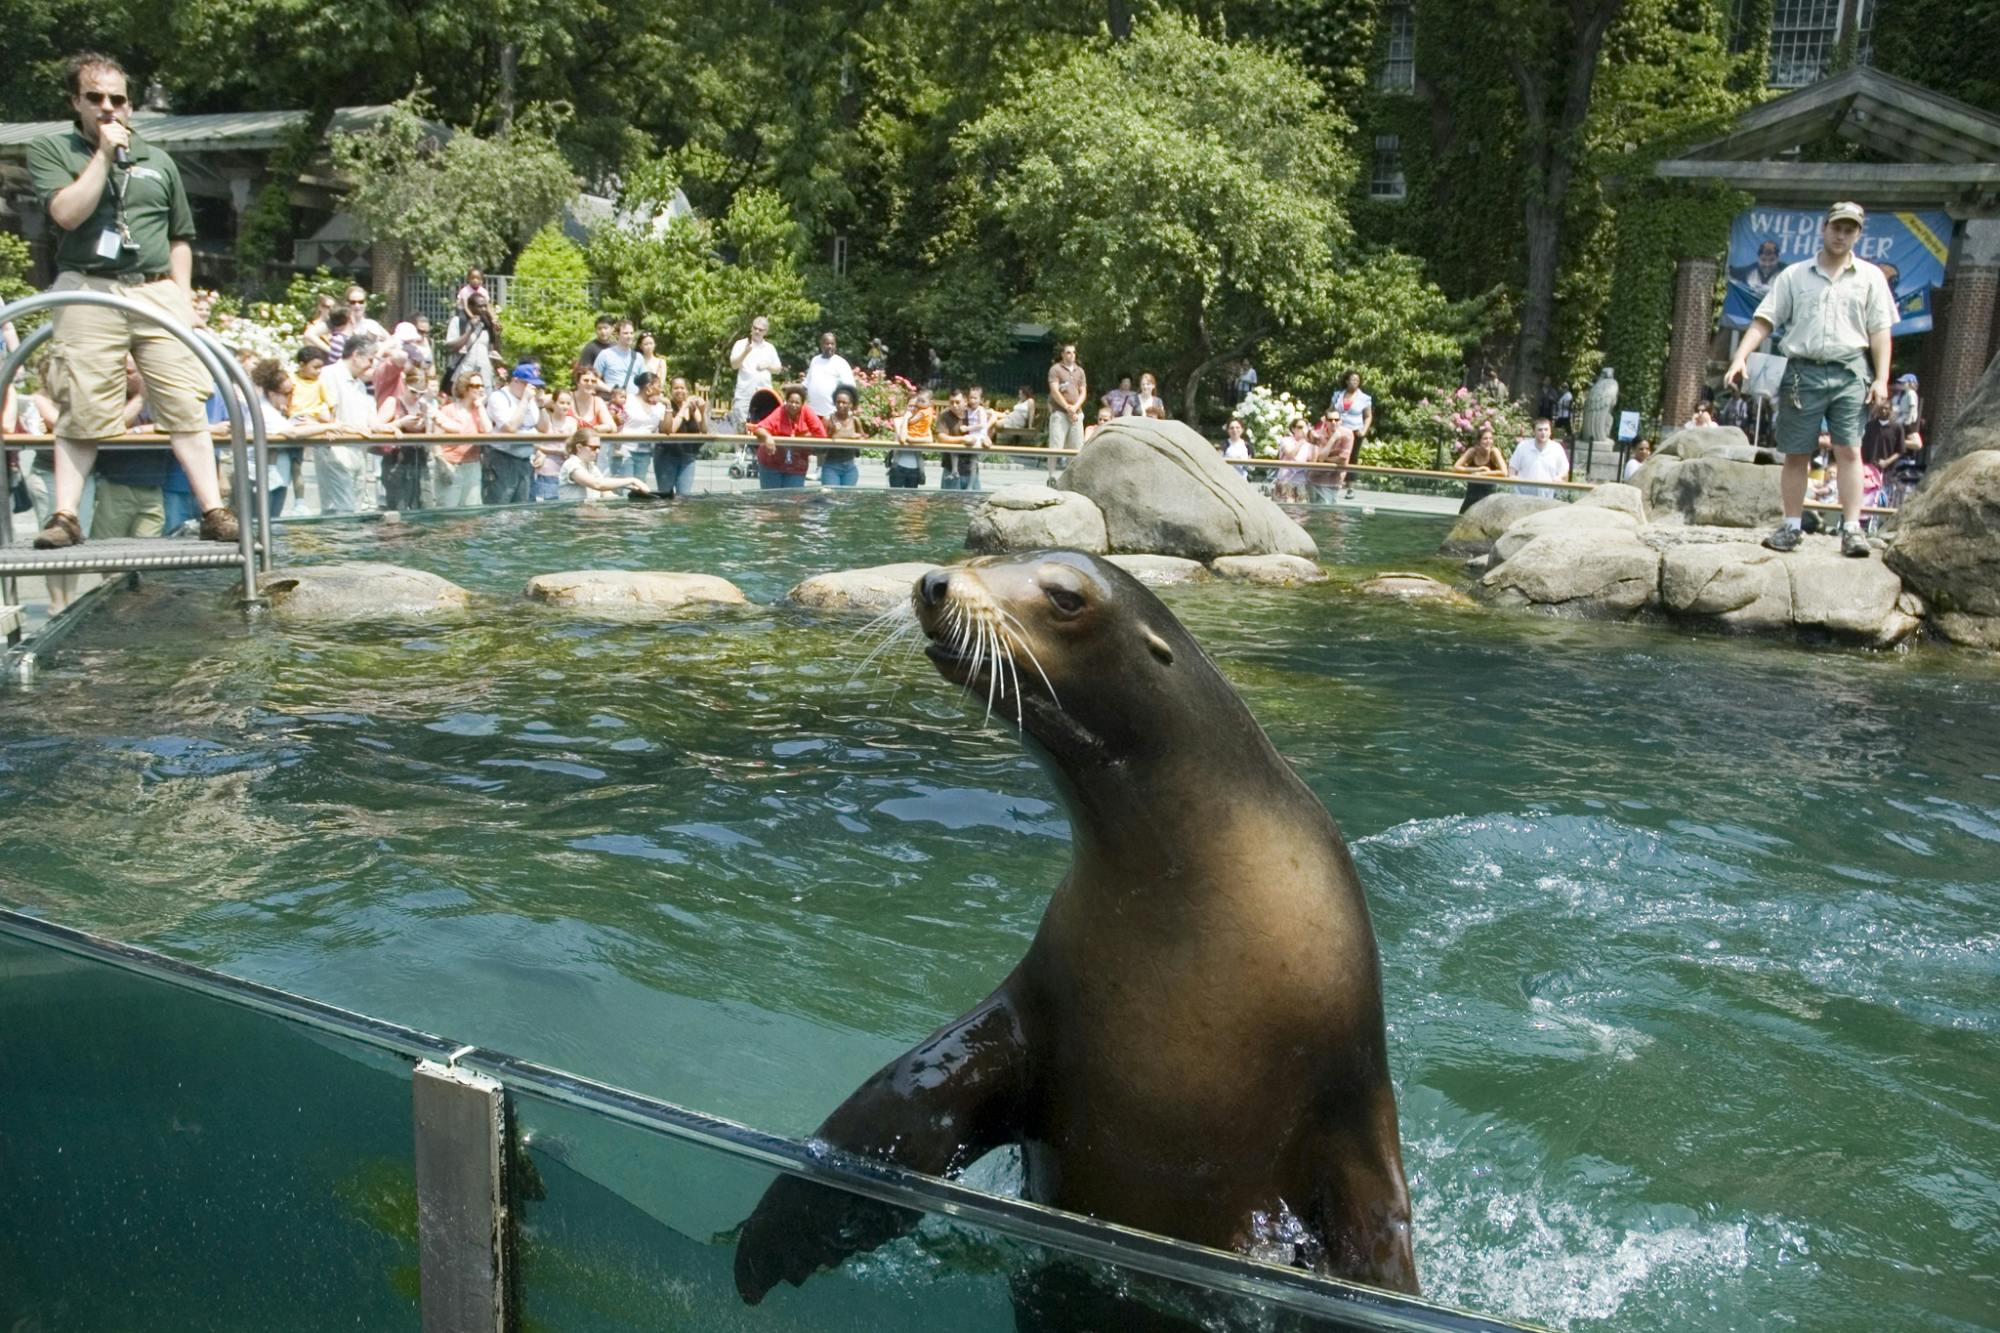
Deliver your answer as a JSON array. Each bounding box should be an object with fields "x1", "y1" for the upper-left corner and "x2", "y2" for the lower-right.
[{"x1": 0, "y1": 289, "x2": 262, "y2": 602}]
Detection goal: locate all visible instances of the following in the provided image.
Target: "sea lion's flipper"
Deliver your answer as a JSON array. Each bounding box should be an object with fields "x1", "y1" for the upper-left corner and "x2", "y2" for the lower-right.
[
  {"x1": 1305, "y1": 1097, "x2": 1420, "y2": 1296},
  {"x1": 733, "y1": 984, "x2": 1031, "y2": 1304}
]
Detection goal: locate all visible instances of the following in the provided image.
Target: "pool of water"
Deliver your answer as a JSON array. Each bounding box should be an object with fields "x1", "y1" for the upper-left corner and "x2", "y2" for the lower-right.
[{"x1": 1, "y1": 492, "x2": 1994, "y2": 1332}]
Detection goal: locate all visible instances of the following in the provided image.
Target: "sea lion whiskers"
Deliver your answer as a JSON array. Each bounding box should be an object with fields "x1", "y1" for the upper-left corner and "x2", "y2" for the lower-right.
[{"x1": 851, "y1": 601, "x2": 921, "y2": 682}]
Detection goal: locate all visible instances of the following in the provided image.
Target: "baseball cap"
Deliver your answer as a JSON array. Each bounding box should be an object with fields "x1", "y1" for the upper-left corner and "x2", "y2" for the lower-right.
[
  {"x1": 1897, "y1": 373, "x2": 1918, "y2": 385},
  {"x1": 510, "y1": 363, "x2": 545, "y2": 386},
  {"x1": 1826, "y1": 201, "x2": 1866, "y2": 226}
]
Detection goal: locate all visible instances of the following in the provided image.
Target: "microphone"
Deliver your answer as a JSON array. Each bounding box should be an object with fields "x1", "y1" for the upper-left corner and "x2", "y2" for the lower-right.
[{"x1": 113, "y1": 144, "x2": 131, "y2": 169}]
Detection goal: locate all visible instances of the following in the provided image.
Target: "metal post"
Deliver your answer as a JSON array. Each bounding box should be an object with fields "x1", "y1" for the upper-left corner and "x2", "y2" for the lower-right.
[
  {"x1": 0, "y1": 291, "x2": 260, "y2": 604},
  {"x1": 0, "y1": 322, "x2": 57, "y2": 611},
  {"x1": 197, "y1": 329, "x2": 274, "y2": 579},
  {"x1": 412, "y1": 1060, "x2": 512, "y2": 1333}
]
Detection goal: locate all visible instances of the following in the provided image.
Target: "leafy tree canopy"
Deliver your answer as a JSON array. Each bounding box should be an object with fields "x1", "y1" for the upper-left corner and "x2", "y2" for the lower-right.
[{"x1": 330, "y1": 94, "x2": 578, "y2": 283}]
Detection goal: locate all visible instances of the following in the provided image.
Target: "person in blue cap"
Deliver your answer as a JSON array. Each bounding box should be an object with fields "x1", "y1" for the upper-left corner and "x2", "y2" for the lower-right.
[
  {"x1": 483, "y1": 362, "x2": 548, "y2": 505},
  {"x1": 1891, "y1": 373, "x2": 1920, "y2": 431}
]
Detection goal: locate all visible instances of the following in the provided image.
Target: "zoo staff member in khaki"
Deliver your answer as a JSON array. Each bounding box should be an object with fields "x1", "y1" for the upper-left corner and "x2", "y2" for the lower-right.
[
  {"x1": 25, "y1": 51, "x2": 237, "y2": 548},
  {"x1": 1724, "y1": 200, "x2": 1893, "y2": 559}
]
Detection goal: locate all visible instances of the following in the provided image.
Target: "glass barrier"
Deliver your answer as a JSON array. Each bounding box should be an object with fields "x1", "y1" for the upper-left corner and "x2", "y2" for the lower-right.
[
  {"x1": 507, "y1": 1087, "x2": 1511, "y2": 1333},
  {"x1": 0, "y1": 927, "x2": 423, "y2": 1330},
  {"x1": 0, "y1": 911, "x2": 1537, "y2": 1333}
]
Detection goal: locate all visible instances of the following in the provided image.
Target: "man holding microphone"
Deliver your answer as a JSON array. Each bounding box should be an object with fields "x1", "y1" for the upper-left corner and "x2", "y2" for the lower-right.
[{"x1": 25, "y1": 52, "x2": 237, "y2": 548}]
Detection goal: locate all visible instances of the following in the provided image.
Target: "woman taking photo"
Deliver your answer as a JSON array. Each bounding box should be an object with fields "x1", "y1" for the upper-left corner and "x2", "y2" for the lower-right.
[
  {"x1": 1452, "y1": 423, "x2": 1510, "y2": 512},
  {"x1": 379, "y1": 362, "x2": 439, "y2": 510}
]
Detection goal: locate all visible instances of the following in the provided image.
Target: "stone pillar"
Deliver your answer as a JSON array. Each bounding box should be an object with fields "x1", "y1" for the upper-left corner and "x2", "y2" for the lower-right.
[
  {"x1": 1662, "y1": 257, "x2": 1718, "y2": 429},
  {"x1": 1931, "y1": 219, "x2": 2000, "y2": 457}
]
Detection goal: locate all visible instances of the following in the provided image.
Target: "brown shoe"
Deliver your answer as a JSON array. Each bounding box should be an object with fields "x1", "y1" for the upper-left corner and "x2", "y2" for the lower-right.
[
  {"x1": 32, "y1": 510, "x2": 84, "y2": 549},
  {"x1": 198, "y1": 506, "x2": 241, "y2": 543}
]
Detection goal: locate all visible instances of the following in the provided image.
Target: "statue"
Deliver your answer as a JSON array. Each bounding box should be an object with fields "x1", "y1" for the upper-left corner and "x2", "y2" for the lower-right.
[{"x1": 1582, "y1": 366, "x2": 1619, "y2": 445}]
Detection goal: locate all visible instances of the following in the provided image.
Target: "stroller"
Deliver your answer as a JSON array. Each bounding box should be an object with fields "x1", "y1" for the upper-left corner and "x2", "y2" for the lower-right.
[
  {"x1": 1874, "y1": 456, "x2": 1924, "y2": 521},
  {"x1": 726, "y1": 387, "x2": 783, "y2": 480}
]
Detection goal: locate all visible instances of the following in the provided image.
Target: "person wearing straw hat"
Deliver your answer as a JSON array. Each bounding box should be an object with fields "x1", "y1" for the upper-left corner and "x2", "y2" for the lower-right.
[{"x1": 1725, "y1": 201, "x2": 1895, "y2": 558}]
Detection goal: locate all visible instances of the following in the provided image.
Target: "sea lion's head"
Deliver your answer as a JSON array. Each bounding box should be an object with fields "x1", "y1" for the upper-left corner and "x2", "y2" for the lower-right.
[{"x1": 912, "y1": 551, "x2": 1199, "y2": 767}]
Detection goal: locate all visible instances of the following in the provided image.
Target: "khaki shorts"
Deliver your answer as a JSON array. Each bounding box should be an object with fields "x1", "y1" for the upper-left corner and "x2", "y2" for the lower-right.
[
  {"x1": 47, "y1": 272, "x2": 211, "y2": 440},
  {"x1": 90, "y1": 478, "x2": 166, "y2": 540}
]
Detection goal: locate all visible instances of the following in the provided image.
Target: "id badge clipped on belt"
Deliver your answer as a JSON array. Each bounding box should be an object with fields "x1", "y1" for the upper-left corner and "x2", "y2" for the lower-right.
[{"x1": 95, "y1": 229, "x2": 123, "y2": 261}]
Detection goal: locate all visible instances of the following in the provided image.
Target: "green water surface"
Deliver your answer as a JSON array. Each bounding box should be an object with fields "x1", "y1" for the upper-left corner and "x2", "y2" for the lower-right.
[{"x1": 0, "y1": 492, "x2": 1994, "y2": 1332}]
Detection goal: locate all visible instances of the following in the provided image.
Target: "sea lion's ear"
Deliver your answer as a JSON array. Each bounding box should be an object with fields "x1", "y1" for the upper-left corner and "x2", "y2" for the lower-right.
[{"x1": 1143, "y1": 627, "x2": 1175, "y2": 666}]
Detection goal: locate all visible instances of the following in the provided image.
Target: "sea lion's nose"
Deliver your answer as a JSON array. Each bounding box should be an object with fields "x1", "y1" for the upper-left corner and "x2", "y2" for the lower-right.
[{"x1": 919, "y1": 568, "x2": 952, "y2": 608}]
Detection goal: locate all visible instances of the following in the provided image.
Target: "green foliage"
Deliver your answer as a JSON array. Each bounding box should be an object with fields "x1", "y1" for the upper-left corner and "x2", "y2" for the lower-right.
[
  {"x1": 235, "y1": 116, "x2": 326, "y2": 273},
  {"x1": 1600, "y1": 180, "x2": 1745, "y2": 416},
  {"x1": 332, "y1": 94, "x2": 578, "y2": 283},
  {"x1": 1264, "y1": 249, "x2": 1494, "y2": 436},
  {"x1": 284, "y1": 268, "x2": 366, "y2": 321},
  {"x1": 585, "y1": 176, "x2": 818, "y2": 385},
  {"x1": 956, "y1": 14, "x2": 1355, "y2": 420},
  {"x1": 1871, "y1": 0, "x2": 2000, "y2": 115},
  {"x1": 500, "y1": 225, "x2": 596, "y2": 389},
  {"x1": 0, "y1": 233, "x2": 34, "y2": 304}
]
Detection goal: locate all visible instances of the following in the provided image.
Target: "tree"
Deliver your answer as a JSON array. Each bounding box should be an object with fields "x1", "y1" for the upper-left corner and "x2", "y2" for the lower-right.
[
  {"x1": 501, "y1": 225, "x2": 596, "y2": 388},
  {"x1": 330, "y1": 94, "x2": 578, "y2": 283},
  {"x1": 1493, "y1": 0, "x2": 1630, "y2": 399},
  {"x1": 954, "y1": 15, "x2": 1355, "y2": 422},
  {"x1": 585, "y1": 163, "x2": 818, "y2": 384}
]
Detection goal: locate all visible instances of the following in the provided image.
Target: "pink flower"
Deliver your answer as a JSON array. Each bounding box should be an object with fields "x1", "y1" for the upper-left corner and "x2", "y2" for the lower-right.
[{"x1": 1455, "y1": 387, "x2": 1469, "y2": 399}]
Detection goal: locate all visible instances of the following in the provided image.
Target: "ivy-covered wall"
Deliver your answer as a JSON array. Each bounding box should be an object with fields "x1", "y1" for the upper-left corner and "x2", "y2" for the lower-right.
[{"x1": 1340, "y1": 0, "x2": 1774, "y2": 413}]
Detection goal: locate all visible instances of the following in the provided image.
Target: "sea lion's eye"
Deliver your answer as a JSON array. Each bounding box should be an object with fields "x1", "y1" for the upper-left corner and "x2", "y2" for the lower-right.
[{"x1": 1045, "y1": 587, "x2": 1086, "y2": 617}]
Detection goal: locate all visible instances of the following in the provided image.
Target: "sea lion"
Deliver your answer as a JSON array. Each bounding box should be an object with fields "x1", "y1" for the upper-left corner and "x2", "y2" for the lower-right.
[{"x1": 733, "y1": 550, "x2": 1416, "y2": 1312}]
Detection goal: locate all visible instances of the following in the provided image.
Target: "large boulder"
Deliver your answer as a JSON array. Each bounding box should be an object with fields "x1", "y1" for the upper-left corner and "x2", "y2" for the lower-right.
[
  {"x1": 1572, "y1": 481, "x2": 1647, "y2": 523},
  {"x1": 1786, "y1": 550, "x2": 1918, "y2": 645},
  {"x1": 1659, "y1": 543, "x2": 1793, "y2": 632},
  {"x1": 965, "y1": 485, "x2": 1108, "y2": 554},
  {"x1": 1104, "y1": 553, "x2": 1210, "y2": 586},
  {"x1": 1657, "y1": 424, "x2": 1755, "y2": 462},
  {"x1": 1439, "y1": 491, "x2": 1563, "y2": 558},
  {"x1": 1637, "y1": 454, "x2": 1783, "y2": 529},
  {"x1": 789, "y1": 561, "x2": 941, "y2": 613},
  {"x1": 1055, "y1": 418, "x2": 1316, "y2": 560},
  {"x1": 1477, "y1": 529, "x2": 1661, "y2": 618},
  {"x1": 1355, "y1": 572, "x2": 1474, "y2": 606},
  {"x1": 1209, "y1": 554, "x2": 1328, "y2": 586},
  {"x1": 1493, "y1": 504, "x2": 1639, "y2": 564},
  {"x1": 1886, "y1": 450, "x2": 2000, "y2": 646},
  {"x1": 525, "y1": 570, "x2": 746, "y2": 617},
  {"x1": 263, "y1": 562, "x2": 470, "y2": 622}
]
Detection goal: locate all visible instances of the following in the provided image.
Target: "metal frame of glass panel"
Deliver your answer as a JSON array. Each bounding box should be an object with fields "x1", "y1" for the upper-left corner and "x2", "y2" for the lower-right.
[{"x1": 0, "y1": 907, "x2": 1544, "y2": 1333}]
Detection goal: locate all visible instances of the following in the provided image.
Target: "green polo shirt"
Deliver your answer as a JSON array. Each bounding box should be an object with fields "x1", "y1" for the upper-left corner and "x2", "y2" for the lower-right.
[{"x1": 25, "y1": 125, "x2": 195, "y2": 276}]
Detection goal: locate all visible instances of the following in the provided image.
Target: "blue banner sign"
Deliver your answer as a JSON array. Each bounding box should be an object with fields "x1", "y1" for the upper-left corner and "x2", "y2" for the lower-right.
[{"x1": 1722, "y1": 206, "x2": 1953, "y2": 337}]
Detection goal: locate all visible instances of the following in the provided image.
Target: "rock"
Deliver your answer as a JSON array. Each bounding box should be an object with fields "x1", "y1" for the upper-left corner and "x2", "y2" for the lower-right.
[
  {"x1": 1104, "y1": 553, "x2": 1211, "y2": 585},
  {"x1": 1657, "y1": 425, "x2": 1754, "y2": 461},
  {"x1": 525, "y1": 570, "x2": 746, "y2": 617},
  {"x1": 1355, "y1": 572, "x2": 1473, "y2": 606},
  {"x1": 1885, "y1": 450, "x2": 2000, "y2": 645},
  {"x1": 789, "y1": 561, "x2": 942, "y2": 613},
  {"x1": 1572, "y1": 481, "x2": 1647, "y2": 523},
  {"x1": 1660, "y1": 543, "x2": 1792, "y2": 631},
  {"x1": 263, "y1": 562, "x2": 471, "y2": 622},
  {"x1": 1209, "y1": 554, "x2": 1328, "y2": 586},
  {"x1": 1477, "y1": 529, "x2": 1660, "y2": 618},
  {"x1": 1439, "y1": 491, "x2": 1563, "y2": 558},
  {"x1": 1055, "y1": 418, "x2": 1316, "y2": 561},
  {"x1": 1786, "y1": 551, "x2": 1915, "y2": 645},
  {"x1": 965, "y1": 485, "x2": 1108, "y2": 554},
  {"x1": 1493, "y1": 504, "x2": 1639, "y2": 564},
  {"x1": 1640, "y1": 455, "x2": 1783, "y2": 529}
]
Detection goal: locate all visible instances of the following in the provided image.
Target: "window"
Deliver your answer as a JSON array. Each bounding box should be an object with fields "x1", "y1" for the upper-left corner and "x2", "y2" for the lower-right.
[
  {"x1": 1768, "y1": 0, "x2": 1843, "y2": 88},
  {"x1": 1370, "y1": 135, "x2": 1407, "y2": 202},
  {"x1": 831, "y1": 234, "x2": 848, "y2": 277},
  {"x1": 1377, "y1": 3, "x2": 1416, "y2": 92},
  {"x1": 1853, "y1": 0, "x2": 1876, "y2": 67}
]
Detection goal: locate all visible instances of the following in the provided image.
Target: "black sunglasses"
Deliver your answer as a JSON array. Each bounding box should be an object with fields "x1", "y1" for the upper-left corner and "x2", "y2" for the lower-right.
[{"x1": 83, "y1": 91, "x2": 129, "y2": 107}]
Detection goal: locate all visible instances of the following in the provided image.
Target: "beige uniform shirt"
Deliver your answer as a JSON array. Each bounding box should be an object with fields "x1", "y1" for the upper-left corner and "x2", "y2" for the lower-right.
[{"x1": 1751, "y1": 255, "x2": 1895, "y2": 363}]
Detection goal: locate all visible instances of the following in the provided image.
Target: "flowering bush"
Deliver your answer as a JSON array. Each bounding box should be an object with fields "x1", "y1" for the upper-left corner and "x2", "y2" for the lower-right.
[
  {"x1": 852, "y1": 368, "x2": 917, "y2": 440},
  {"x1": 1409, "y1": 385, "x2": 1532, "y2": 463},
  {"x1": 211, "y1": 303, "x2": 304, "y2": 365},
  {"x1": 1232, "y1": 385, "x2": 1313, "y2": 459}
]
